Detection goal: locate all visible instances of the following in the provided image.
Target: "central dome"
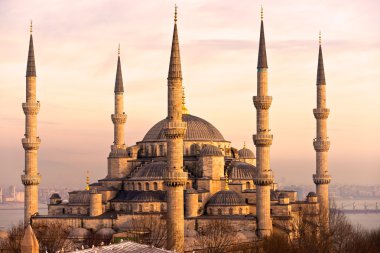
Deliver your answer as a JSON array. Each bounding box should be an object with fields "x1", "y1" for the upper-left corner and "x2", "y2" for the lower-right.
[{"x1": 142, "y1": 114, "x2": 226, "y2": 142}]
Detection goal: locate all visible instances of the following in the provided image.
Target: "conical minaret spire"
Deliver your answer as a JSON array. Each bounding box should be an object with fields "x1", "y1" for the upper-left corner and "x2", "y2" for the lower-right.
[
  {"x1": 257, "y1": 7, "x2": 268, "y2": 69},
  {"x1": 22, "y1": 21, "x2": 41, "y2": 225},
  {"x1": 163, "y1": 5, "x2": 188, "y2": 252},
  {"x1": 313, "y1": 33, "x2": 331, "y2": 227},
  {"x1": 252, "y1": 7, "x2": 274, "y2": 238},
  {"x1": 26, "y1": 21, "x2": 36, "y2": 77},
  {"x1": 168, "y1": 5, "x2": 182, "y2": 80}
]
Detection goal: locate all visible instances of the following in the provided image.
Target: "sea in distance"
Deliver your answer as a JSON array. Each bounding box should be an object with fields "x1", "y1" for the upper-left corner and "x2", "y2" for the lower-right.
[{"x1": 0, "y1": 199, "x2": 379, "y2": 231}]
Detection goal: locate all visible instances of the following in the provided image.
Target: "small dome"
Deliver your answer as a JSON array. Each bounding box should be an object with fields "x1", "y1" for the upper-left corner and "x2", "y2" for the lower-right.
[
  {"x1": 68, "y1": 228, "x2": 91, "y2": 239},
  {"x1": 307, "y1": 192, "x2": 317, "y2": 197},
  {"x1": 200, "y1": 145, "x2": 223, "y2": 157},
  {"x1": 278, "y1": 193, "x2": 289, "y2": 199},
  {"x1": 207, "y1": 190, "x2": 246, "y2": 206},
  {"x1": 238, "y1": 147, "x2": 255, "y2": 159},
  {"x1": 95, "y1": 228, "x2": 116, "y2": 237},
  {"x1": 50, "y1": 193, "x2": 61, "y2": 199},
  {"x1": 227, "y1": 161, "x2": 257, "y2": 180},
  {"x1": 129, "y1": 162, "x2": 167, "y2": 180}
]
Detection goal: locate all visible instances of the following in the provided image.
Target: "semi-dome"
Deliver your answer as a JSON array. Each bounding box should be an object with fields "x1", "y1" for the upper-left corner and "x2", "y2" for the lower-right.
[
  {"x1": 307, "y1": 192, "x2": 317, "y2": 197},
  {"x1": 207, "y1": 190, "x2": 246, "y2": 206},
  {"x1": 200, "y1": 145, "x2": 223, "y2": 157},
  {"x1": 111, "y1": 191, "x2": 166, "y2": 202},
  {"x1": 50, "y1": 193, "x2": 61, "y2": 199},
  {"x1": 142, "y1": 114, "x2": 226, "y2": 142},
  {"x1": 238, "y1": 147, "x2": 255, "y2": 159},
  {"x1": 129, "y1": 162, "x2": 167, "y2": 180},
  {"x1": 227, "y1": 161, "x2": 257, "y2": 180},
  {"x1": 95, "y1": 228, "x2": 115, "y2": 237}
]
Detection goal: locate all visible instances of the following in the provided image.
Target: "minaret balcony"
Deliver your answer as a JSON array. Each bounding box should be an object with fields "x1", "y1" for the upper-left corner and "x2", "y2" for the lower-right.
[
  {"x1": 111, "y1": 114, "x2": 127, "y2": 124},
  {"x1": 313, "y1": 174, "x2": 331, "y2": 185},
  {"x1": 163, "y1": 121, "x2": 187, "y2": 139},
  {"x1": 22, "y1": 137, "x2": 41, "y2": 150},
  {"x1": 253, "y1": 173, "x2": 274, "y2": 186},
  {"x1": 313, "y1": 139, "x2": 330, "y2": 152},
  {"x1": 21, "y1": 174, "x2": 41, "y2": 186},
  {"x1": 253, "y1": 96, "x2": 272, "y2": 110},
  {"x1": 164, "y1": 170, "x2": 188, "y2": 186},
  {"x1": 22, "y1": 101, "x2": 40, "y2": 115},
  {"x1": 313, "y1": 108, "x2": 330, "y2": 119},
  {"x1": 253, "y1": 133, "x2": 273, "y2": 147}
]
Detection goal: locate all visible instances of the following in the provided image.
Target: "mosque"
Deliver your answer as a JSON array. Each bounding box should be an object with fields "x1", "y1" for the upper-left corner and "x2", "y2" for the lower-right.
[{"x1": 21, "y1": 7, "x2": 331, "y2": 252}]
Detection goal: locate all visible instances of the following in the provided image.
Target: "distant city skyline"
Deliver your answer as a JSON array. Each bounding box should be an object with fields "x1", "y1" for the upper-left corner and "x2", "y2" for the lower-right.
[{"x1": 0, "y1": 0, "x2": 379, "y2": 188}]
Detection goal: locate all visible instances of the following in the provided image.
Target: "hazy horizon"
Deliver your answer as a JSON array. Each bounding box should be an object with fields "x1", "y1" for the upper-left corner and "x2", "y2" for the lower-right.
[{"x1": 0, "y1": 0, "x2": 379, "y2": 189}]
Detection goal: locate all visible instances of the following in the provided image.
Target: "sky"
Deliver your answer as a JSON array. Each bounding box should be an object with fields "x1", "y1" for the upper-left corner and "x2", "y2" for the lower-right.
[{"x1": 0, "y1": 0, "x2": 379, "y2": 189}]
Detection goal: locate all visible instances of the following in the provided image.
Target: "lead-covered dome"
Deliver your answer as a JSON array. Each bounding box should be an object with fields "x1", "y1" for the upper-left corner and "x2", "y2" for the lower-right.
[
  {"x1": 142, "y1": 114, "x2": 226, "y2": 142},
  {"x1": 200, "y1": 145, "x2": 223, "y2": 157},
  {"x1": 129, "y1": 162, "x2": 167, "y2": 180},
  {"x1": 238, "y1": 147, "x2": 255, "y2": 159},
  {"x1": 227, "y1": 161, "x2": 257, "y2": 180},
  {"x1": 207, "y1": 190, "x2": 246, "y2": 206}
]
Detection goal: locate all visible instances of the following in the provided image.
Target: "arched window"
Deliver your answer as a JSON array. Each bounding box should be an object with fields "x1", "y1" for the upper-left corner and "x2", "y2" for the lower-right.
[
  {"x1": 145, "y1": 182, "x2": 150, "y2": 191},
  {"x1": 132, "y1": 182, "x2": 135, "y2": 191},
  {"x1": 138, "y1": 183, "x2": 142, "y2": 191},
  {"x1": 160, "y1": 204, "x2": 165, "y2": 212},
  {"x1": 186, "y1": 182, "x2": 190, "y2": 189},
  {"x1": 150, "y1": 204, "x2": 154, "y2": 212},
  {"x1": 246, "y1": 182, "x2": 251, "y2": 189},
  {"x1": 239, "y1": 208, "x2": 243, "y2": 215},
  {"x1": 218, "y1": 208, "x2": 222, "y2": 215},
  {"x1": 209, "y1": 208, "x2": 213, "y2": 215},
  {"x1": 139, "y1": 205, "x2": 143, "y2": 212},
  {"x1": 153, "y1": 182, "x2": 158, "y2": 190},
  {"x1": 229, "y1": 208, "x2": 233, "y2": 215}
]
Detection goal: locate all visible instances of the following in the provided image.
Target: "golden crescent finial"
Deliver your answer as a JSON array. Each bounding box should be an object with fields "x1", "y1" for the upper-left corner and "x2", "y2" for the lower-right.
[
  {"x1": 118, "y1": 43, "x2": 120, "y2": 56},
  {"x1": 319, "y1": 31, "x2": 322, "y2": 46},
  {"x1": 261, "y1": 5, "x2": 263, "y2": 21},
  {"x1": 244, "y1": 141, "x2": 246, "y2": 149},
  {"x1": 174, "y1": 4, "x2": 178, "y2": 23},
  {"x1": 224, "y1": 172, "x2": 229, "y2": 191},
  {"x1": 30, "y1": 20, "x2": 33, "y2": 34},
  {"x1": 85, "y1": 170, "x2": 90, "y2": 191}
]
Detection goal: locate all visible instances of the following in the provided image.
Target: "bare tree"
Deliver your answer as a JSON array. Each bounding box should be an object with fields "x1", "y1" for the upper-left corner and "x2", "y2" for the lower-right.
[
  {"x1": 194, "y1": 219, "x2": 238, "y2": 253},
  {"x1": 128, "y1": 214, "x2": 167, "y2": 248},
  {"x1": 33, "y1": 222, "x2": 73, "y2": 252}
]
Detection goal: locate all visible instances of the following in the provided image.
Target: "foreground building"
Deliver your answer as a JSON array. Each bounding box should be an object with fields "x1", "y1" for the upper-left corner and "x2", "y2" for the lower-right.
[{"x1": 25, "y1": 7, "x2": 330, "y2": 252}]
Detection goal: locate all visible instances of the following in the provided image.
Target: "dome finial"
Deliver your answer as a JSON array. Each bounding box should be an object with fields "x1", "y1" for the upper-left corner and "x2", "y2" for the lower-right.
[
  {"x1": 319, "y1": 31, "x2": 322, "y2": 46},
  {"x1": 174, "y1": 4, "x2": 178, "y2": 23},
  {"x1": 30, "y1": 20, "x2": 33, "y2": 34},
  {"x1": 85, "y1": 170, "x2": 90, "y2": 191},
  {"x1": 182, "y1": 87, "x2": 189, "y2": 114},
  {"x1": 118, "y1": 43, "x2": 120, "y2": 56},
  {"x1": 261, "y1": 5, "x2": 263, "y2": 21},
  {"x1": 224, "y1": 172, "x2": 229, "y2": 190},
  {"x1": 243, "y1": 141, "x2": 246, "y2": 149}
]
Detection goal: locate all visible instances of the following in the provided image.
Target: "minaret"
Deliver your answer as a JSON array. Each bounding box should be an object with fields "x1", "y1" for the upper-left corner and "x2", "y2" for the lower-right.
[
  {"x1": 111, "y1": 45, "x2": 126, "y2": 151},
  {"x1": 107, "y1": 45, "x2": 129, "y2": 178},
  {"x1": 252, "y1": 8, "x2": 274, "y2": 237},
  {"x1": 163, "y1": 5, "x2": 187, "y2": 252},
  {"x1": 313, "y1": 33, "x2": 331, "y2": 225},
  {"x1": 22, "y1": 21, "x2": 41, "y2": 225}
]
